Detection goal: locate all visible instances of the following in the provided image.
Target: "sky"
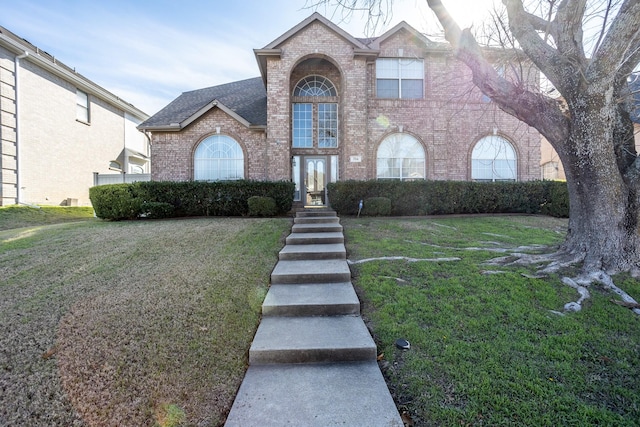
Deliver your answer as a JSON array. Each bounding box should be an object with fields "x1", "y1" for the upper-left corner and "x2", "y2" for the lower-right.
[{"x1": 0, "y1": 0, "x2": 498, "y2": 116}]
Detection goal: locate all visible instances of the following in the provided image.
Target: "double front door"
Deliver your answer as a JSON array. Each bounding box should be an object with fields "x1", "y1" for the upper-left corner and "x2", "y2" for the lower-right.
[{"x1": 292, "y1": 155, "x2": 338, "y2": 206}]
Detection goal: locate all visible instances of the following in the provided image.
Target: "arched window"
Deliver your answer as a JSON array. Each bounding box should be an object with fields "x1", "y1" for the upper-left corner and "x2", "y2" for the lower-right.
[
  {"x1": 292, "y1": 75, "x2": 338, "y2": 148},
  {"x1": 293, "y1": 75, "x2": 337, "y2": 97},
  {"x1": 194, "y1": 135, "x2": 244, "y2": 181},
  {"x1": 376, "y1": 134, "x2": 425, "y2": 180},
  {"x1": 471, "y1": 135, "x2": 517, "y2": 181}
]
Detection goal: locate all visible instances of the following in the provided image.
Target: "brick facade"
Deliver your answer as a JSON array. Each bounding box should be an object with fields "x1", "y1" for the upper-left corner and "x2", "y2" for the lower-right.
[{"x1": 146, "y1": 14, "x2": 541, "y2": 205}]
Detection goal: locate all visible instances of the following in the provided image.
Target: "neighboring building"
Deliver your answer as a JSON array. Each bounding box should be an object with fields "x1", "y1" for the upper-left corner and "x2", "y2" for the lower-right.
[
  {"x1": 0, "y1": 25, "x2": 149, "y2": 207},
  {"x1": 140, "y1": 13, "x2": 541, "y2": 207}
]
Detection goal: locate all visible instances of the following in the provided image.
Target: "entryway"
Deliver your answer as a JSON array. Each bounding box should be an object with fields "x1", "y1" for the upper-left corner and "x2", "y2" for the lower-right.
[{"x1": 292, "y1": 155, "x2": 338, "y2": 207}]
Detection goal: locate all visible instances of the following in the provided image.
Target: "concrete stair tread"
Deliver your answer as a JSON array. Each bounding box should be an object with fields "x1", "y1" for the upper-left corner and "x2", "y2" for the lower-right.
[
  {"x1": 271, "y1": 259, "x2": 351, "y2": 284},
  {"x1": 296, "y1": 210, "x2": 337, "y2": 217},
  {"x1": 279, "y1": 243, "x2": 346, "y2": 260},
  {"x1": 249, "y1": 316, "x2": 376, "y2": 364},
  {"x1": 224, "y1": 362, "x2": 403, "y2": 426},
  {"x1": 292, "y1": 223, "x2": 343, "y2": 233},
  {"x1": 263, "y1": 283, "x2": 359, "y2": 316},
  {"x1": 286, "y1": 232, "x2": 344, "y2": 245},
  {"x1": 294, "y1": 216, "x2": 340, "y2": 224}
]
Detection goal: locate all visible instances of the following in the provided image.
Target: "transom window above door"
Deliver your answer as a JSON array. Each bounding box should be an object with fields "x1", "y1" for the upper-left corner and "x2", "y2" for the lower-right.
[{"x1": 292, "y1": 75, "x2": 338, "y2": 148}]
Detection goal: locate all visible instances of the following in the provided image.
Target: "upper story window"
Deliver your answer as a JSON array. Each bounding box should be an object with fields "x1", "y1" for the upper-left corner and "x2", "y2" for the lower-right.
[
  {"x1": 292, "y1": 75, "x2": 338, "y2": 149},
  {"x1": 294, "y1": 75, "x2": 337, "y2": 97},
  {"x1": 76, "y1": 89, "x2": 90, "y2": 123},
  {"x1": 376, "y1": 58, "x2": 424, "y2": 99},
  {"x1": 471, "y1": 135, "x2": 517, "y2": 182}
]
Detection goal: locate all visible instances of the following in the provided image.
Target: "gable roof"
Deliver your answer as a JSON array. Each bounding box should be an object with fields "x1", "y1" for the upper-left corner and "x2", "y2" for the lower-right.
[
  {"x1": 0, "y1": 25, "x2": 148, "y2": 120},
  {"x1": 138, "y1": 77, "x2": 266, "y2": 131},
  {"x1": 254, "y1": 12, "x2": 378, "y2": 83},
  {"x1": 366, "y1": 21, "x2": 438, "y2": 50}
]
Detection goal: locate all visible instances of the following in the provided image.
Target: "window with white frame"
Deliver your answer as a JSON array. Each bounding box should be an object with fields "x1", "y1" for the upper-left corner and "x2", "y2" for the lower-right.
[
  {"x1": 292, "y1": 75, "x2": 338, "y2": 148},
  {"x1": 376, "y1": 134, "x2": 425, "y2": 180},
  {"x1": 471, "y1": 135, "x2": 517, "y2": 182},
  {"x1": 194, "y1": 135, "x2": 244, "y2": 181},
  {"x1": 76, "y1": 89, "x2": 89, "y2": 123},
  {"x1": 376, "y1": 58, "x2": 424, "y2": 99}
]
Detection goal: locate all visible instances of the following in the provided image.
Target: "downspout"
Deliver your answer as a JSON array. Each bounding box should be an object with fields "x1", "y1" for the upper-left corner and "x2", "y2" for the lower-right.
[{"x1": 15, "y1": 51, "x2": 28, "y2": 205}]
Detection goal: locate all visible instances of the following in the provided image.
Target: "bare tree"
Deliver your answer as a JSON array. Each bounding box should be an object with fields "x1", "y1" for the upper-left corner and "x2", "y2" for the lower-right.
[{"x1": 308, "y1": 1, "x2": 640, "y2": 280}]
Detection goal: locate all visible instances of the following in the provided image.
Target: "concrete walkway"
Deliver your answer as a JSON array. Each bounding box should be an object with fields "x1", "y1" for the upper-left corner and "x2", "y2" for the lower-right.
[{"x1": 225, "y1": 209, "x2": 403, "y2": 426}]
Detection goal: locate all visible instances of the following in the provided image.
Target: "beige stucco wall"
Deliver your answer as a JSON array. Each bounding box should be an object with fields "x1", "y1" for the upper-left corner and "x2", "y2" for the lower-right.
[
  {"x1": 16, "y1": 59, "x2": 127, "y2": 205},
  {"x1": 0, "y1": 46, "x2": 18, "y2": 205}
]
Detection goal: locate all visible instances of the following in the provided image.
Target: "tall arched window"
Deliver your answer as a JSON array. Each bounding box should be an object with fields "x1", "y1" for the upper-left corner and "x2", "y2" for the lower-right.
[
  {"x1": 471, "y1": 135, "x2": 517, "y2": 181},
  {"x1": 194, "y1": 135, "x2": 244, "y2": 181},
  {"x1": 376, "y1": 134, "x2": 425, "y2": 180},
  {"x1": 292, "y1": 75, "x2": 338, "y2": 148}
]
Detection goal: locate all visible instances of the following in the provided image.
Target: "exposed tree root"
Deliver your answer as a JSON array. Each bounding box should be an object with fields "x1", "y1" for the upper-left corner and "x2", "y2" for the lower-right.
[
  {"x1": 406, "y1": 240, "x2": 548, "y2": 254},
  {"x1": 347, "y1": 256, "x2": 461, "y2": 265},
  {"x1": 484, "y1": 251, "x2": 640, "y2": 316}
]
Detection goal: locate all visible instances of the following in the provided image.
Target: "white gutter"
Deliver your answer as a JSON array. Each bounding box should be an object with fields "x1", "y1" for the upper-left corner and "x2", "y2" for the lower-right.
[{"x1": 15, "y1": 51, "x2": 28, "y2": 205}]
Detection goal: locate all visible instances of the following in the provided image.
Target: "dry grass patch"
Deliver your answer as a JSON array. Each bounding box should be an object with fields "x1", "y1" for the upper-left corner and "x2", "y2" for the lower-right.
[{"x1": 0, "y1": 217, "x2": 290, "y2": 426}]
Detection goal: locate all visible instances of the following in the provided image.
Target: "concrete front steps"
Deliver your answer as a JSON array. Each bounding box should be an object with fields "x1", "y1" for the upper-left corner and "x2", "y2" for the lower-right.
[{"x1": 225, "y1": 209, "x2": 403, "y2": 426}]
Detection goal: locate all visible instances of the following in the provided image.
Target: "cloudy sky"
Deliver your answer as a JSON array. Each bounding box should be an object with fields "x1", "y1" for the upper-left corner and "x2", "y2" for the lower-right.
[{"x1": 1, "y1": 0, "x2": 497, "y2": 115}]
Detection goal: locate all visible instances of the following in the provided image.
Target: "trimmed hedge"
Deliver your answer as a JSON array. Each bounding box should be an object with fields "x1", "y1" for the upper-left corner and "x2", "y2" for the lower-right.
[
  {"x1": 248, "y1": 196, "x2": 277, "y2": 217},
  {"x1": 90, "y1": 180, "x2": 294, "y2": 220},
  {"x1": 361, "y1": 197, "x2": 392, "y2": 216},
  {"x1": 328, "y1": 180, "x2": 569, "y2": 217}
]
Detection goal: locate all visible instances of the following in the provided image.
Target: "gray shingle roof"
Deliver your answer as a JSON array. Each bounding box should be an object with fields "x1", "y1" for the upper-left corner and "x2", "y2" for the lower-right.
[{"x1": 139, "y1": 77, "x2": 266, "y2": 129}]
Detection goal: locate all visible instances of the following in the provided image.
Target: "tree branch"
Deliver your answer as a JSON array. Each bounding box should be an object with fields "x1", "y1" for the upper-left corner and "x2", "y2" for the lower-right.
[
  {"x1": 554, "y1": 0, "x2": 587, "y2": 62},
  {"x1": 426, "y1": 0, "x2": 570, "y2": 145},
  {"x1": 502, "y1": 0, "x2": 578, "y2": 93},
  {"x1": 589, "y1": 0, "x2": 640, "y2": 80}
]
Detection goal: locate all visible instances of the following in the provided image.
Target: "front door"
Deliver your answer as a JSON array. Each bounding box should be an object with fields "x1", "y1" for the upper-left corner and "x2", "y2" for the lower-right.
[
  {"x1": 305, "y1": 157, "x2": 326, "y2": 206},
  {"x1": 292, "y1": 155, "x2": 338, "y2": 206}
]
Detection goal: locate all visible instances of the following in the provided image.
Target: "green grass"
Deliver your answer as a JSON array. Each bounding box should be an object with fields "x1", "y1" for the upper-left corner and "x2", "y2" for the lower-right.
[
  {"x1": 0, "y1": 216, "x2": 291, "y2": 426},
  {"x1": 0, "y1": 205, "x2": 95, "y2": 231},
  {"x1": 343, "y1": 216, "x2": 640, "y2": 427}
]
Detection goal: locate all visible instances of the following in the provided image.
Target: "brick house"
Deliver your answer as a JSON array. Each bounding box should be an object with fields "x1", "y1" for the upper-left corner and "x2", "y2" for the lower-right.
[
  {"x1": 139, "y1": 13, "x2": 541, "y2": 207},
  {"x1": 0, "y1": 25, "x2": 149, "y2": 207}
]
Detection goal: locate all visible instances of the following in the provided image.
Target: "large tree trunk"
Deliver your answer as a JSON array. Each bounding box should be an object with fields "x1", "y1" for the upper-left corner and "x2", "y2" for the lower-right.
[{"x1": 560, "y1": 106, "x2": 640, "y2": 273}]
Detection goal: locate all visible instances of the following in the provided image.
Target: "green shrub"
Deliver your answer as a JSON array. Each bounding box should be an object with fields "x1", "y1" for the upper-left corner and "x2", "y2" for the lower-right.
[
  {"x1": 89, "y1": 184, "x2": 141, "y2": 220},
  {"x1": 327, "y1": 180, "x2": 569, "y2": 217},
  {"x1": 140, "y1": 201, "x2": 174, "y2": 219},
  {"x1": 248, "y1": 196, "x2": 277, "y2": 216},
  {"x1": 90, "y1": 180, "x2": 295, "y2": 220},
  {"x1": 362, "y1": 197, "x2": 391, "y2": 216}
]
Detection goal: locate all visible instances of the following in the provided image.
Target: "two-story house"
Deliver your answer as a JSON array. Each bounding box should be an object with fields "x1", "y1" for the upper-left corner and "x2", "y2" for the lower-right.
[
  {"x1": 139, "y1": 13, "x2": 541, "y2": 207},
  {"x1": 0, "y1": 25, "x2": 149, "y2": 207}
]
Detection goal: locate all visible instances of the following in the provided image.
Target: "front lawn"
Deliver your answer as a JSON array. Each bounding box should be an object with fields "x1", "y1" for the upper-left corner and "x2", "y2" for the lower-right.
[
  {"x1": 343, "y1": 216, "x2": 640, "y2": 426},
  {"x1": 0, "y1": 217, "x2": 290, "y2": 426}
]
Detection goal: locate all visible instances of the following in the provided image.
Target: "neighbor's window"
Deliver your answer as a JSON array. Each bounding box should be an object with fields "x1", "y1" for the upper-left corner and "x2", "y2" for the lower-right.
[
  {"x1": 376, "y1": 58, "x2": 424, "y2": 99},
  {"x1": 471, "y1": 135, "x2": 517, "y2": 181},
  {"x1": 542, "y1": 161, "x2": 559, "y2": 180},
  {"x1": 194, "y1": 135, "x2": 244, "y2": 181},
  {"x1": 376, "y1": 133, "x2": 425, "y2": 180},
  {"x1": 76, "y1": 89, "x2": 90, "y2": 123}
]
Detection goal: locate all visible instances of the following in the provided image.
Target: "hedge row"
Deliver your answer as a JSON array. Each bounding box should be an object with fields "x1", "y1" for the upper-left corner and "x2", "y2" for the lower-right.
[
  {"x1": 327, "y1": 180, "x2": 569, "y2": 218},
  {"x1": 89, "y1": 180, "x2": 295, "y2": 220}
]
